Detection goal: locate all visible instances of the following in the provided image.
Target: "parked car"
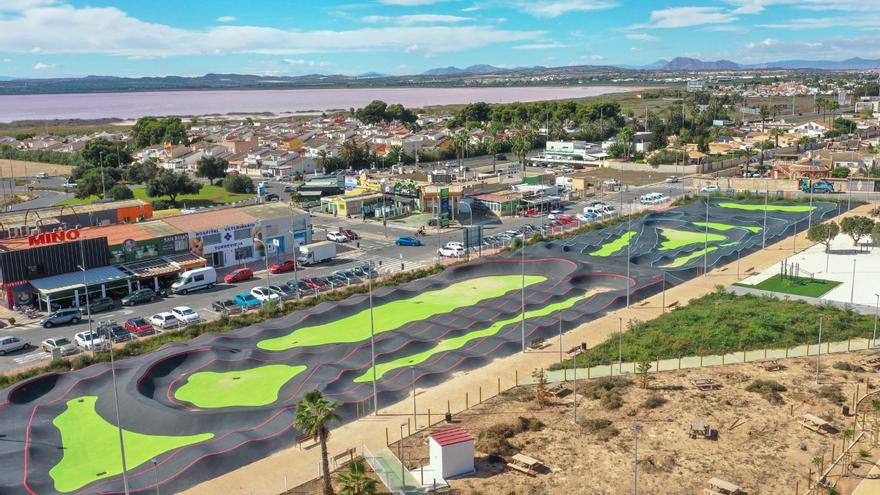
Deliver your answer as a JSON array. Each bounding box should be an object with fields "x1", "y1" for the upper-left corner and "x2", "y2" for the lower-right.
[
  {"x1": 171, "y1": 267, "x2": 217, "y2": 294},
  {"x1": 265, "y1": 193, "x2": 280, "y2": 202},
  {"x1": 121, "y1": 288, "x2": 156, "y2": 306},
  {"x1": 547, "y1": 210, "x2": 564, "y2": 220},
  {"x1": 283, "y1": 185, "x2": 295, "y2": 193},
  {"x1": 39, "y1": 308, "x2": 82, "y2": 328},
  {"x1": 438, "y1": 245, "x2": 466, "y2": 257},
  {"x1": 324, "y1": 274, "x2": 349, "y2": 288},
  {"x1": 234, "y1": 292, "x2": 261, "y2": 309},
  {"x1": 395, "y1": 236, "x2": 422, "y2": 246},
  {"x1": 353, "y1": 265, "x2": 377, "y2": 279},
  {"x1": 302, "y1": 276, "x2": 328, "y2": 290},
  {"x1": 334, "y1": 270, "x2": 361, "y2": 284},
  {"x1": 41, "y1": 337, "x2": 77, "y2": 355},
  {"x1": 269, "y1": 284, "x2": 298, "y2": 299},
  {"x1": 250, "y1": 286, "x2": 280, "y2": 302},
  {"x1": 665, "y1": 176, "x2": 680, "y2": 183},
  {"x1": 224, "y1": 268, "x2": 254, "y2": 284},
  {"x1": 212, "y1": 299, "x2": 241, "y2": 314},
  {"x1": 0, "y1": 336, "x2": 31, "y2": 355},
  {"x1": 87, "y1": 296, "x2": 115, "y2": 313},
  {"x1": 171, "y1": 306, "x2": 201, "y2": 324},
  {"x1": 74, "y1": 331, "x2": 106, "y2": 351},
  {"x1": 700, "y1": 184, "x2": 721, "y2": 193},
  {"x1": 290, "y1": 280, "x2": 314, "y2": 294},
  {"x1": 340, "y1": 229, "x2": 359, "y2": 240},
  {"x1": 149, "y1": 312, "x2": 180, "y2": 330},
  {"x1": 103, "y1": 325, "x2": 132, "y2": 344},
  {"x1": 269, "y1": 259, "x2": 299, "y2": 274},
  {"x1": 495, "y1": 153, "x2": 507, "y2": 161},
  {"x1": 326, "y1": 231, "x2": 348, "y2": 243},
  {"x1": 124, "y1": 317, "x2": 155, "y2": 337}
]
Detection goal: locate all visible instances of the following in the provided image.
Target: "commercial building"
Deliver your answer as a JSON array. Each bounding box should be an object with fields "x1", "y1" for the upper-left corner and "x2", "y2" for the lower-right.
[{"x1": 0, "y1": 203, "x2": 311, "y2": 310}]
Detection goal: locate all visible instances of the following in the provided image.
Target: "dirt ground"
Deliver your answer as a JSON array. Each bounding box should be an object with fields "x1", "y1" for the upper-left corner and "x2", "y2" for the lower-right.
[
  {"x1": 386, "y1": 352, "x2": 880, "y2": 495},
  {"x1": 0, "y1": 159, "x2": 72, "y2": 178}
]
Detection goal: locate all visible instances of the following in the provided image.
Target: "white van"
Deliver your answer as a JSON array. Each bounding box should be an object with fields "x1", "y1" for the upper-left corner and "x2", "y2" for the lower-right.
[
  {"x1": 171, "y1": 267, "x2": 217, "y2": 295},
  {"x1": 583, "y1": 206, "x2": 605, "y2": 217}
]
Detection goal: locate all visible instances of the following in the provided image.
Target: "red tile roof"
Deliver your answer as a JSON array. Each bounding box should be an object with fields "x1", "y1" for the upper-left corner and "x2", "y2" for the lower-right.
[{"x1": 430, "y1": 428, "x2": 474, "y2": 447}]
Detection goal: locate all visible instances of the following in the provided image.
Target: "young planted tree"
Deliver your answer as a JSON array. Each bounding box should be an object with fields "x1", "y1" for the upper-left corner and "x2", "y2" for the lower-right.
[
  {"x1": 295, "y1": 390, "x2": 342, "y2": 495},
  {"x1": 807, "y1": 222, "x2": 840, "y2": 253},
  {"x1": 336, "y1": 459, "x2": 378, "y2": 495},
  {"x1": 531, "y1": 368, "x2": 550, "y2": 408},
  {"x1": 840, "y1": 216, "x2": 875, "y2": 246},
  {"x1": 636, "y1": 360, "x2": 652, "y2": 390}
]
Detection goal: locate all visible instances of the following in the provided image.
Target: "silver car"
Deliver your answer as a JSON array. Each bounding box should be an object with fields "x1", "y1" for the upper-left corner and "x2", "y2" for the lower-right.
[
  {"x1": 39, "y1": 308, "x2": 82, "y2": 328},
  {"x1": 0, "y1": 336, "x2": 31, "y2": 355}
]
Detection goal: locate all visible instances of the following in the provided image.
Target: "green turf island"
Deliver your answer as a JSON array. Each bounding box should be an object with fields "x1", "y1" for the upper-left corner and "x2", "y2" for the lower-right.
[
  {"x1": 174, "y1": 364, "x2": 307, "y2": 408},
  {"x1": 657, "y1": 228, "x2": 725, "y2": 251},
  {"x1": 353, "y1": 290, "x2": 595, "y2": 383},
  {"x1": 590, "y1": 231, "x2": 637, "y2": 257},
  {"x1": 692, "y1": 221, "x2": 763, "y2": 233},
  {"x1": 666, "y1": 247, "x2": 719, "y2": 268},
  {"x1": 257, "y1": 275, "x2": 546, "y2": 351},
  {"x1": 736, "y1": 274, "x2": 842, "y2": 298},
  {"x1": 718, "y1": 202, "x2": 815, "y2": 213},
  {"x1": 49, "y1": 396, "x2": 213, "y2": 493}
]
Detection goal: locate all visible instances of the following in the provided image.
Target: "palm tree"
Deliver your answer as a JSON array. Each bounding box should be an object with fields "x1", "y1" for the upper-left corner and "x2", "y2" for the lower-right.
[
  {"x1": 340, "y1": 141, "x2": 357, "y2": 171},
  {"x1": 295, "y1": 390, "x2": 342, "y2": 495},
  {"x1": 336, "y1": 459, "x2": 378, "y2": 495},
  {"x1": 759, "y1": 105, "x2": 770, "y2": 132},
  {"x1": 452, "y1": 129, "x2": 469, "y2": 168},
  {"x1": 829, "y1": 100, "x2": 840, "y2": 124},
  {"x1": 486, "y1": 136, "x2": 499, "y2": 174},
  {"x1": 318, "y1": 150, "x2": 329, "y2": 174},
  {"x1": 618, "y1": 127, "x2": 635, "y2": 159},
  {"x1": 511, "y1": 135, "x2": 532, "y2": 168},
  {"x1": 770, "y1": 128, "x2": 784, "y2": 148}
]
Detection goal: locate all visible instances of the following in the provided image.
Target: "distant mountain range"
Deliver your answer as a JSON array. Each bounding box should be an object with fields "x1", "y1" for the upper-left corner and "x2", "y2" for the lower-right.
[
  {"x1": 621, "y1": 56, "x2": 880, "y2": 71},
  {"x1": 421, "y1": 64, "x2": 542, "y2": 76}
]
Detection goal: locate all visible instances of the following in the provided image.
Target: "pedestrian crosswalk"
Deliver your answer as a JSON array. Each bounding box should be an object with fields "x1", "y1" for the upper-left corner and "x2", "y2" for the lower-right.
[
  {"x1": 353, "y1": 253, "x2": 425, "y2": 274},
  {"x1": 13, "y1": 351, "x2": 50, "y2": 366}
]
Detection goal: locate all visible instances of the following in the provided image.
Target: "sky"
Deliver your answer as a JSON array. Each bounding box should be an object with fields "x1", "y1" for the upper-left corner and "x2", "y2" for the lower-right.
[{"x1": 1, "y1": 0, "x2": 879, "y2": 78}]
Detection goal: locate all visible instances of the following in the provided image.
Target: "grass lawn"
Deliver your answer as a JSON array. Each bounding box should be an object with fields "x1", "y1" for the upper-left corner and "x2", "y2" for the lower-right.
[
  {"x1": 552, "y1": 290, "x2": 877, "y2": 370},
  {"x1": 354, "y1": 290, "x2": 594, "y2": 383},
  {"x1": 49, "y1": 396, "x2": 213, "y2": 492},
  {"x1": 590, "y1": 231, "x2": 636, "y2": 257},
  {"x1": 54, "y1": 185, "x2": 255, "y2": 208},
  {"x1": 257, "y1": 275, "x2": 546, "y2": 351},
  {"x1": 692, "y1": 221, "x2": 762, "y2": 233},
  {"x1": 657, "y1": 228, "x2": 725, "y2": 251},
  {"x1": 174, "y1": 364, "x2": 307, "y2": 408},
  {"x1": 737, "y1": 274, "x2": 841, "y2": 298},
  {"x1": 718, "y1": 202, "x2": 815, "y2": 213}
]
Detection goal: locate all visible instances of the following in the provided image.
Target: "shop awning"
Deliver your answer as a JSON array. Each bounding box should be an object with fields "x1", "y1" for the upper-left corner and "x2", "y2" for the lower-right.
[
  {"x1": 167, "y1": 253, "x2": 208, "y2": 271},
  {"x1": 30, "y1": 266, "x2": 130, "y2": 296},
  {"x1": 122, "y1": 258, "x2": 181, "y2": 279},
  {"x1": 523, "y1": 196, "x2": 561, "y2": 206}
]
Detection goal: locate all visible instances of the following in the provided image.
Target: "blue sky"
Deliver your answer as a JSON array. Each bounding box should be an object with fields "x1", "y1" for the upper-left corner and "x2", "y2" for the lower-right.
[{"x1": 0, "y1": 0, "x2": 878, "y2": 78}]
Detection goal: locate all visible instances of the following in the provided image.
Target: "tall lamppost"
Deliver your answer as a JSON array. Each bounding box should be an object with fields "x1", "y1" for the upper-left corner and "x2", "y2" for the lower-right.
[
  {"x1": 410, "y1": 366, "x2": 417, "y2": 427},
  {"x1": 873, "y1": 293, "x2": 879, "y2": 349},
  {"x1": 816, "y1": 314, "x2": 824, "y2": 384},
  {"x1": 851, "y1": 259, "x2": 857, "y2": 304},
  {"x1": 520, "y1": 236, "x2": 526, "y2": 353},
  {"x1": 77, "y1": 240, "x2": 95, "y2": 357},
  {"x1": 703, "y1": 197, "x2": 710, "y2": 275},
  {"x1": 618, "y1": 317, "x2": 623, "y2": 373},
  {"x1": 762, "y1": 188, "x2": 768, "y2": 249},
  {"x1": 368, "y1": 260, "x2": 378, "y2": 415},
  {"x1": 631, "y1": 424, "x2": 642, "y2": 495},
  {"x1": 109, "y1": 332, "x2": 131, "y2": 495},
  {"x1": 253, "y1": 237, "x2": 271, "y2": 293},
  {"x1": 288, "y1": 230, "x2": 300, "y2": 298},
  {"x1": 152, "y1": 459, "x2": 160, "y2": 495}
]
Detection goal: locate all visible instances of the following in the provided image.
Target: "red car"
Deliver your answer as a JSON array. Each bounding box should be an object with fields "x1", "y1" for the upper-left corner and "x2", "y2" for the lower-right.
[
  {"x1": 269, "y1": 259, "x2": 299, "y2": 274},
  {"x1": 302, "y1": 277, "x2": 327, "y2": 289},
  {"x1": 124, "y1": 317, "x2": 155, "y2": 337},
  {"x1": 340, "y1": 229, "x2": 359, "y2": 240},
  {"x1": 224, "y1": 268, "x2": 254, "y2": 283},
  {"x1": 521, "y1": 208, "x2": 538, "y2": 217}
]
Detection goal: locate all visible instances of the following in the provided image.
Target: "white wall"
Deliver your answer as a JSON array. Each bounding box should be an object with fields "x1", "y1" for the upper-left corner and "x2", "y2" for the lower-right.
[{"x1": 429, "y1": 438, "x2": 474, "y2": 479}]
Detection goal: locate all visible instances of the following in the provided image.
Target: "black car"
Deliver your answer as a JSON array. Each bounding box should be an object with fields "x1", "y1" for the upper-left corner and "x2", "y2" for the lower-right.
[
  {"x1": 265, "y1": 193, "x2": 280, "y2": 202},
  {"x1": 212, "y1": 299, "x2": 242, "y2": 314},
  {"x1": 121, "y1": 288, "x2": 156, "y2": 306},
  {"x1": 103, "y1": 325, "x2": 132, "y2": 343},
  {"x1": 495, "y1": 153, "x2": 507, "y2": 161},
  {"x1": 87, "y1": 297, "x2": 115, "y2": 314}
]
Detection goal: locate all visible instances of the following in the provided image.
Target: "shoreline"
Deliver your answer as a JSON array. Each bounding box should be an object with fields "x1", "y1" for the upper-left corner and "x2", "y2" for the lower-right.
[{"x1": 0, "y1": 85, "x2": 653, "y2": 124}]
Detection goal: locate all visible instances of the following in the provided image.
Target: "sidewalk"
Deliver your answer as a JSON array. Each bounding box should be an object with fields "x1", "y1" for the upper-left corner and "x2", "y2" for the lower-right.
[{"x1": 182, "y1": 204, "x2": 875, "y2": 495}]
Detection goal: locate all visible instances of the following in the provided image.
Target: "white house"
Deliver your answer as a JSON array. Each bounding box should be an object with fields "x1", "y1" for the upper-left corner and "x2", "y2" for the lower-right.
[{"x1": 792, "y1": 121, "x2": 831, "y2": 138}]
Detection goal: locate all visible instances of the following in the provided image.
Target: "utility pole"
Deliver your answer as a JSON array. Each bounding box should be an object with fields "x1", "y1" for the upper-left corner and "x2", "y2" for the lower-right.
[
  {"x1": 369, "y1": 262, "x2": 378, "y2": 415},
  {"x1": 816, "y1": 314, "x2": 824, "y2": 384},
  {"x1": 521, "y1": 238, "x2": 526, "y2": 353},
  {"x1": 703, "y1": 197, "x2": 710, "y2": 275},
  {"x1": 632, "y1": 424, "x2": 642, "y2": 495}
]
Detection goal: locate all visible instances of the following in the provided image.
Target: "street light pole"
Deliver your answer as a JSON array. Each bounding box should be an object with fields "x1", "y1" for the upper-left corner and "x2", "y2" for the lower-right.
[
  {"x1": 558, "y1": 314, "x2": 563, "y2": 364},
  {"x1": 762, "y1": 188, "x2": 768, "y2": 249},
  {"x1": 410, "y1": 366, "x2": 417, "y2": 427},
  {"x1": 873, "y1": 293, "x2": 879, "y2": 349},
  {"x1": 816, "y1": 314, "x2": 824, "y2": 384},
  {"x1": 808, "y1": 184, "x2": 814, "y2": 230},
  {"x1": 703, "y1": 197, "x2": 709, "y2": 275},
  {"x1": 618, "y1": 317, "x2": 623, "y2": 373},
  {"x1": 253, "y1": 238, "x2": 271, "y2": 292},
  {"x1": 99, "y1": 151, "x2": 106, "y2": 198},
  {"x1": 110, "y1": 338, "x2": 131, "y2": 495},
  {"x1": 851, "y1": 259, "x2": 857, "y2": 304},
  {"x1": 288, "y1": 231, "x2": 300, "y2": 298},
  {"x1": 369, "y1": 262, "x2": 378, "y2": 415},
  {"x1": 78, "y1": 240, "x2": 95, "y2": 357},
  {"x1": 521, "y1": 237, "x2": 526, "y2": 353},
  {"x1": 626, "y1": 203, "x2": 632, "y2": 308},
  {"x1": 152, "y1": 459, "x2": 160, "y2": 495}
]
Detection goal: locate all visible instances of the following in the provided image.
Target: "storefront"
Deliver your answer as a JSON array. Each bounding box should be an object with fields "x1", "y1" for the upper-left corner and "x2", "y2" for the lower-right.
[
  {"x1": 31, "y1": 265, "x2": 131, "y2": 312},
  {"x1": 188, "y1": 222, "x2": 257, "y2": 268}
]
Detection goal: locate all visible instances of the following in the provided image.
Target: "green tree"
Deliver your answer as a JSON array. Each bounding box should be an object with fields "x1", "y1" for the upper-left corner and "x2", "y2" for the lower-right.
[
  {"x1": 840, "y1": 216, "x2": 875, "y2": 246},
  {"x1": 385, "y1": 103, "x2": 416, "y2": 124},
  {"x1": 336, "y1": 459, "x2": 377, "y2": 495},
  {"x1": 452, "y1": 129, "x2": 470, "y2": 167},
  {"x1": 195, "y1": 156, "x2": 228, "y2": 185},
  {"x1": 833, "y1": 117, "x2": 857, "y2": 134},
  {"x1": 125, "y1": 161, "x2": 159, "y2": 184},
  {"x1": 355, "y1": 100, "x2": 388, "y2": 125},
  {"x1": 76, "y1": 167, "x2": 121, "y2": 199},
  {"x1": 223, "y1": 174, "x2": 254, "y2": 194},
  {"x1": 510, "y1": 134, "x2": 532, "y2": 167},
  {"x1": 758, "y1": 105, "x2": 770, "y2": 132},
  {"x1": 807, "y1": 222, "x2": 840, "y2": 253},
  {"x1": 636, "y1": 359, "x2": 652, "y2": 389},
  {"x1": 81, "y1": 138, "x2": 133, "y2": 167},
  {"x1": 831, "y1": 167, "x2": 850, "y2": 178},
  {"x1": 146, "y1": 169, "x2": 202, "y2": 206},
  {"x1": 531, "y1": 368, "x2": 550, "y2": 408},
  {"x1": 485, "y1": 136, "x2": 500, "y2": 174},
  {"x1": 295, "y1": 390, "x2": 342, "y2": 495},
  {"x1": 317, "y1": 149, "x2": 329, "y2": 173},
  {"x1": 132, "y1": 116, "x2": 188, "y2": 148},
  {"x1": 459, "y1": 102, "x2": 492, "y2": 123},
  {"x1": 770, "y1": 128, "x2": 784, "y2": 148},
  {"x1": 107, "y1": 184, "x2": 134, "y2": 201}
]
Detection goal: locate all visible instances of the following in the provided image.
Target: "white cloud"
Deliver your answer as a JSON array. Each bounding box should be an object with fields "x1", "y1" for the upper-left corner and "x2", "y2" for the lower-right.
[
  {"x1": 629, "y1": 47, "x2": 643, "y2": 52},
  {"x1": 515, "y1": 0, "x2": 618, "y2": 18},
  {"x1": 361, "y1": 14, "x2": 471, "y2": 25},
  {"x1": 378, "y1": 0, "x2": 447, "y2": 4},
  {"x1": 724, "y1": 0, "x2": 880, "y2": 14},
  {"x1": 635, "y1": 7, "x2": 737, "y2": 29},
  {"x1": 745, "y1": 38, "x2": 779, "y2": 49},
  {"x1": 626, "y1": 33, "x2": 659, "y2": 42},
  {"x1": 462, "y1": 5, "x2": 480, "y2": 12},
  {"x1": 283, "y1": 59, "x2": 332, "y2": 68},
  {"x1": 0, "y1": 4, "x2": 543, "y2": 57},
  {"x1": 0, "y1": 0, "x2": 58, "y2": 11},
  {"x1": 738, "y1": 35, "x2": 880, "y2": 61},
  {"x1": 760, "y1": 15, "x2": 880, "y2": 30},
  {"x1": 513, "y1": 41, "x2": 567, "y2": 50},
  {"x1": 32, "y1": 62, "x2": 54, "y2": 69},
  {"x1": 217, "y1": 16, "x2": 237, "y2": 23},
  {"x1": 2, "y1": 57, "x2": 10, "y2": 62}
]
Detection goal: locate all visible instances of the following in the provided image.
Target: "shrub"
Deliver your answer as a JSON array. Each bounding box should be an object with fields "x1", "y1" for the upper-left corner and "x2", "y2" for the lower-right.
[
  {"x1": 579, "y1": 377, "x2": 632, "y2": 400},
  {"x1": 107, "y1": 184, "x2": 134, "y2": 200},
  {"x1": 224, "y1": 174, "x2": 254, "y2": 194},
  {"x1": 475, "y1": 417, "x2": 543, "y2": 456},
  {"x1": 641, "y1": 394, "x2": 667, "y2": 409},
  {"x1": 818, "y1": 385, "x2": 846, "y2": 405},
  {"x1": 600, "y1": 392, "x2": 624, "y2": 410},
  {"x1": 151, "y1": 199, "x2": 172, "y2": 210},
  {"x1": 745, "y1": 379, "x2": 787, "y2": 405},
  {"x1": 578, "y1": 418, "x2": 619, "y2": 441},
  {"x1": 832, "y1": 361, "x2": 865, "y2": 372}
]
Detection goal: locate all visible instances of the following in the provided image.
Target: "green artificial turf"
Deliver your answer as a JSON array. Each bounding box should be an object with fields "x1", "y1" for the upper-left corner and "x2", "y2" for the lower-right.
[
  {"x1": 354, "y1": 290, "x2": 595, "y2": 383},
  {"x1": 718, "y1": 202, "x2": 815, "y2": 212},
  {"x1": 174, "y1": 364, "x2": 307, "y2": 408},
  {"x1": 657, "y1": 228, "x2": 725, "y2": 251},
  {"x1": 257, "y1": 275, "x2": 546, "y2": 351},
  {"x1": 590, "y1": 231, "x2": 637, "y2": 257},
  {"x1": 667, "y1": 247, "x2": 718, "y2": 268},
  {"x1": 692, "y1": 221, "x2": 762, "y2": 233},
  {"x1": 49, "y1": 396, "x2": 213, "y2": 493},
  {"x1": 736, "y1": 274, "x2": 841, "y2": 298}
]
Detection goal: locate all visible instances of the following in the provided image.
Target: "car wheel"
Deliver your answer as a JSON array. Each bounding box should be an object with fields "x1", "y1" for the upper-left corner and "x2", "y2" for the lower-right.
[
  {"x1": 71, "y1": 317, "x2": 80, "y2": 324},
  {"x1": 181, "y1": 289, "x2": 188, "y2": 295},
  {"x1": 23, "y1": 343, "x2": 31, "y2": 349},
  {"x1": 0, "y1": 349, "x2": 5, "y2": 355},
  {"x1": 44, "y1": 321, "x2": 53, "y2": 328}
]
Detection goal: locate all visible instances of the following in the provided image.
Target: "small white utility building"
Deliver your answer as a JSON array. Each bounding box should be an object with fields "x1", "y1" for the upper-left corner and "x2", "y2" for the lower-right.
[{"x1": 429, "y1": 428, "x2": 475, "y2": 479}]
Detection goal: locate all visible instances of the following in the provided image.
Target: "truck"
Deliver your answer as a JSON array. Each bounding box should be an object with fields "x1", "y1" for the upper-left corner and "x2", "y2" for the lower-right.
[
  {"x1": 296, "y1": 241, "x2": 337, "y2": 266},
  {"x1": 800, "y1": 179, "x2": 834, "y2": 193}
]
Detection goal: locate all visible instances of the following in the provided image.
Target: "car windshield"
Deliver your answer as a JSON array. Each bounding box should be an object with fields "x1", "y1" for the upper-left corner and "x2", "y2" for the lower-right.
[
  {"x1": 130, "y1": 318, "x2": 148, "y2": 326},
  {"x1": 111, "y1": 327, "x2": 126, "y2": 335},
  {"x1": 55, "y1": 338, "x2": 71, "y2": 345},
  {"x1": 82, "y1": 333, "x2": 96, "y2": 341},
  {"x1": 240, "y1": 294, "x2": 257, "y2": 301},
  {"x1": 177, "y1": 308, "x2": 194, "y2": 315}
]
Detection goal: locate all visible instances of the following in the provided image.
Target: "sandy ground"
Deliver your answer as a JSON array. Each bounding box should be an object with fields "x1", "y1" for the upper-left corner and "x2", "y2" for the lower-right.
[
  {"x1": 183, "y1": 204, "x2": 877, "y2": 495},
  {"x1": 395, "y1": 354, "x2": 880, "y2": 495},
  {"x1": 0, "y1": 159, "x2": 72, "y2": 178}
]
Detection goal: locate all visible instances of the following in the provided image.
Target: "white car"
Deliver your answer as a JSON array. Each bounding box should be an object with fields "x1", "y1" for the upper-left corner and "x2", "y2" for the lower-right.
[
  {"x1": 74, "y1": 331, "x2": 106, "y2": 351},
  {"x1": 665, "y1": 176, "x2": 680, "y2": 183},
  {"x1": 0, "y1": 336, "x2": 31, "y2": 355},
  {"x1": 171, "y1": 306, "x2": 201, "y2": 324},
  {"x1": 701, "y1": 184, "x2": 721, "y2": 193},
  {"x1": 438, "y1": 245, "x2": 466, "y2": 257},
  {"x1": 41, "y1": 337, "x2": 78, "y2": 356},
  {"x1": 250, "y1": 286, "x2": 281, "y2": 302},
  {"x1": 547, "y1": 210, "x2": 564, "y2": 220},
  {"x1": 575, "y1": 213, "x2": 592, "y2": 223},
  {"x1": 149, "y1": 312, "x2": 180, "y2": 330},
  {"x1": 603, "y1": 179, "x2": 620, "y2": 187},
  {"x1": 444, "y1": 241, "x2": 465, "y2": 250},
  {"x1": 326, "y1": 232, "x2": 348, "y2": 243}
]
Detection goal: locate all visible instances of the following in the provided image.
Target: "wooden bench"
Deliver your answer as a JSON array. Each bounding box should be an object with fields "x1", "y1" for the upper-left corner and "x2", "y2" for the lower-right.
[
  {"x1": 689, "y1": 375, "x2": 721, "y2": 391},
  {"x1": 801, "y1": 413, "x2": 834, "y2": 434},
  {"x1": 529, "y1": 337, "x2": 546, "y2": 350},
  {"x1": 706, "y1": 477, "x2": 743, "y2": 495},
  {"x1": 755, "y1": 358, "x2": 784, "y2": 372},
  {"x1": 507, "y1": 453, "x2": 544, "y2": 476},
  {"x1": 295, "y1": 433, "x2": 314, "y2": 448},
  {"x1": 861, "y1": 353, "x2": 880, "y2": 370},
  {"x1": 666, "y1": 301, "x2": 680, "y2": 310},
  {"x1": 331, "y1": 447, "x2": 357, "y2": 469}
]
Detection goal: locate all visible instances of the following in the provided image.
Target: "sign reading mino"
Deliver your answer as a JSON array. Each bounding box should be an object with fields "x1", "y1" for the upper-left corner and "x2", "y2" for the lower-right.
[{"x1": 27, "y1": 229, "x2": 81, "y2": 247}]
